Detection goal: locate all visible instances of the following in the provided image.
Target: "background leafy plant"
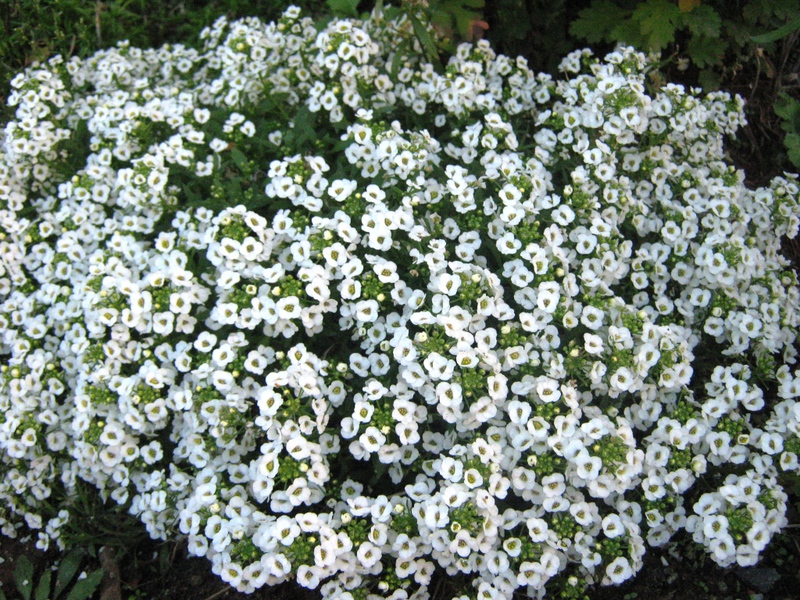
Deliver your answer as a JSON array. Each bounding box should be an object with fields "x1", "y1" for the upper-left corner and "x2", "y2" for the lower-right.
[
  {"x1": 568, "y1": 0, "x2": 798, "y2": 85},
  {"x1": 776, "y1": 92, "x2": 800, "y2": 166}
]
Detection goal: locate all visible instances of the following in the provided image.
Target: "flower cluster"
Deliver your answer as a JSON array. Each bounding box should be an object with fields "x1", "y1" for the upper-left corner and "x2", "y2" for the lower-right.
[{"x1": 1, "y1": 4, "x2": 800, "y2": 599}]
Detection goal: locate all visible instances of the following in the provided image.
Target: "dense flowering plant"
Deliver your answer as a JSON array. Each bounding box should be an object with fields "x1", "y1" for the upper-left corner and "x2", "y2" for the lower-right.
[{"x1": 2, "y1": 4, "x2": 800, "y2": 599}]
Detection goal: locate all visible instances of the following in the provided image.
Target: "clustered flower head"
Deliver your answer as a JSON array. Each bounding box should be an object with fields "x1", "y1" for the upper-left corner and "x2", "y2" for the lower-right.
[{"x1": 2, "y1": 4, "x2": 800, "y2": 599}]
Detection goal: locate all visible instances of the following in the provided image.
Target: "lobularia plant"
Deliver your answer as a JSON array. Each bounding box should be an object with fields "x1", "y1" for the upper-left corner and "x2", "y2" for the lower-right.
[{"x1": 1, "y1": 4, "x2": 800, "y2": 599}]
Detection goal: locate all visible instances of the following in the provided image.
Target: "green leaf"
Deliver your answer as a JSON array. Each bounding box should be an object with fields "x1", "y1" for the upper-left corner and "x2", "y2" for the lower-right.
[
  {"x1": 14, "y1": 556, "x2": 34, "y2": 600},
  {"x1": 683, "y1": 4, "x2": 721, "y2": 38},
  {"x1": 34, "y1": 570, "x2": 52, "y2": 600},
  {"x1": 64, "y1": 570, "x2": 103, "y2": 600},
  {"x1": 257, "y1": 93, "x2": 289, "y2": 115},
  {"x1": 698, "y1": 68, "x2": 722, "y2": 91},
  {"x1": 326, "y1": 0, "x2": 360, "y2": 17},
  {"x1": 389, "y1": 50, "x2": 402, "y2": 79},
  {"x1": 744, "y1": 0, "x2": 800, "y2": 26},
  {"x1": 368, "y1": 458, "x2": 390, "y2": 486},
  {"x1": 569, "y1": 0, "x2": 629, "y2": 44},
  {"x1": 54, "y1": 549, "x2": 84, "y2": 599},
  {"x1": 686, "y1": 34, "x2": 726, "y2": 68},
  {"x1": 751, "y1": 15, "x2": 800, "y2": 44},
  {"x1": 434, "y1": 0, "x2": 486, "y2": 41},
  {"x1": 775, "y1": 93, "x2": 800, "y2": 131},
  {"x1": 230, "y1": 147, "x2": 248, "y2": 172},
  {"x1": 496, "y1": 0, "x2": 531, "y2": 42},
  {"x1": 289, "y1": 104, "x2": 318, "y2": 151},
  {"x1": 631, "y1": 0, "x2": 682, "y2": 51},
  {"x1": 785, "y1": 132, "x2": 800, "y2": 168},
  {"x1": 772, "y1": 0, "x2": 800, "y2": 21},
  {"x1": 408, "y1": 13, "x2": 441, "y2": 67},
  {"x1": 610, "y1": 19, "x2": 648, "y2": 49}
]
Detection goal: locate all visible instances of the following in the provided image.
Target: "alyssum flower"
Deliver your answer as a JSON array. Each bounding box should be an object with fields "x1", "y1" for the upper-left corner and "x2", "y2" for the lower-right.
[{"x1": 1, "y1": 4, "x2": 800, "y2": 600}]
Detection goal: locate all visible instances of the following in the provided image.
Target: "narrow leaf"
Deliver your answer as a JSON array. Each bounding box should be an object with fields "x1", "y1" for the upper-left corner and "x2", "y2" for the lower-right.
[
  {"x1": 34, "y1": 570, "x2": 52, "y2": 600},
  {"x1": 230, "y1": 147, "x2": 248, "y2": 172},
  {"x1": 54, "y1": 549, "x2": 83, "y2": 599},
  {"x1": 785, "y1": 132, "x2": 800, "y2": 168},
  {"x1": 64, "y1": 570, "x2": 104, "y2": 600},
  {"x1": 752, "y1": 16, "x2": 800, "y2": 43},
  {"x1": 14, "y1": 556, "x2": 34, "y2": 600},
  {"x1": 408, "y1": 13, "x2": 441, "y2": 67}
]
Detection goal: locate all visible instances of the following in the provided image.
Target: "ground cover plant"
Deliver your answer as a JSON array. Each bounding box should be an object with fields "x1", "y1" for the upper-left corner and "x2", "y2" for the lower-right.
[{"x1": 1, "y1": 3, "x2": 800, "y2": 599}]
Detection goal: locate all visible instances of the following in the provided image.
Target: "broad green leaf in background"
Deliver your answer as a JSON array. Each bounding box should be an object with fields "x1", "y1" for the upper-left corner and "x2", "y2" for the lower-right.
[
  {"x1": 775, "y1": 93, "x2": 800, "y2": 129},
  {"x1": 679, "y1": 0, "x2": 701, "y2": 11},
  {"x1": 744, "y1": 0, "x2": 800, "y2": 26},
  {"x1": 326, "y1": 0, "x2": 360, "y2": 17},
  {"x1": 569, "y1": 0, "x2": 629, "y2": 43},
  {"x1": 435, "y1": 0, "x2": 485, "y2": 41},
  {"x1": 785, "y1": 133, "x2": 800, "y2": 168},
  {"x1": 683, "y1": 4, "x2": 721, "y2": 38},
  {"x1": 775, "y1": 93, "x2": 800, "y2": 168},
  {"x1": 495, "y1": 0, "x2": 530, "y2": 43},
  {"x1": 632, "y1": 0, "x2": 682, "y2": 51},
  {"x1": 687, "y1": 31, "x2": 727, "y2": 68}
]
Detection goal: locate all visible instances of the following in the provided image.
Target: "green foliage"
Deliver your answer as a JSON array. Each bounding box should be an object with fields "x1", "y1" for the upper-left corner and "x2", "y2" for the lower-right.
[
  {"x1": 776, "y1": 92, "x2": 800, "y2": 169},
  {"x1": 482, "y1": 0, "x2": 595, "y2": 74},
  {"x1": 631, "y1": 0, "x2": 682, "y2": 51},
  {"x1": 428, "y1": 0, "x2": 485, "y2": 41},
  {"x1": 327, "y1": 0, "x2": 362, "y2": 18},
  {"x1": 409, "y1": 10, "x2": 444, "y2": 66},
  {"x1": 394, "y1": 0, "x2": 485, "y2": 63},
  {"x1": 751, "y1": 14, "x2": 800, "y2": 43},
  {"x1": 569, "y1": 0, "x2": 800, "y2": 88},
  {"x1": 0, "y1": 550, "x2": 102, "y2": 600},
  {"x1": 53, "y1": 481, "x2": 150, "y2": 550},
  {"x1": 568, "y1": 0, "x2": 630, "y2": 44}
]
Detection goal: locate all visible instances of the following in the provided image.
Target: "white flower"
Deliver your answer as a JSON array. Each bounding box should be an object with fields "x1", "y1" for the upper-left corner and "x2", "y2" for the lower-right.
[
  {"x1": 354, "y1": 299, "x2": 379, "y2": 323},
  {"x1": 580, "y1": 306, "x2": 605, "y2": 330},
  {"x1": 606, "y1": 556, "x2": 633, "y2": 584},
  {"x1": 356, "y1": 541, "x2": 381, "y2": 568}
]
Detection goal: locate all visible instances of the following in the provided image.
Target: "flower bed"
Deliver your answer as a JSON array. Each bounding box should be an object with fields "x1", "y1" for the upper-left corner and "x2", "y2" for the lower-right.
[{"x1": 2, "y1": 5, "x2": 800, "y2": 599}]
